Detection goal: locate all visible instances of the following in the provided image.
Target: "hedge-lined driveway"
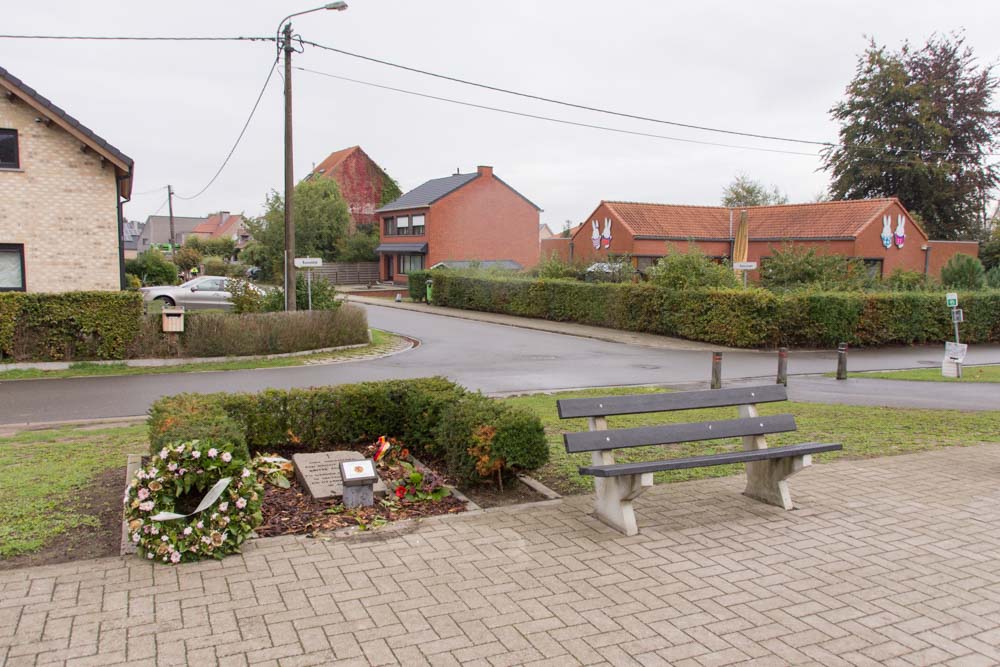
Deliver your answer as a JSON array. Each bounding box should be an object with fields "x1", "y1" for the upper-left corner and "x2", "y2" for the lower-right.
[{"x1": 3, "y1": 303, "x2": 1000, "y2": 425}]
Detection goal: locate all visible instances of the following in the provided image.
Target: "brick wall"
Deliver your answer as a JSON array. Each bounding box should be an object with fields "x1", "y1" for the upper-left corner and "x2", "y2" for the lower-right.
[
  {"x1": 0, "y1": 95, "x2": 121, "y2": 292},
  {"x1": 927, "y1": 240, "x2": 980, "y2": 277}
]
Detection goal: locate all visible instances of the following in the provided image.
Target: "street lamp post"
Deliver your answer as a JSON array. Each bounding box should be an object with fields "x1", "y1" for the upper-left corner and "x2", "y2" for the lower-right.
[{"x1": 276, "y1": 2, "x2": 348, "y2": 311}]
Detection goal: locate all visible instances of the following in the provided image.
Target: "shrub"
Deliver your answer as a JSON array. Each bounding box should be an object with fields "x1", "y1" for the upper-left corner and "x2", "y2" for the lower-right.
[
  {"x1": 407, "y1": 270, "x2": 431, "y2": 301},
  {"x1": 125, "y1": 248, "x2": 178, "y2": 286},
  {"x1": 0, "y1": 291, "x2": 143, "y2": 361},
  {"x1": 172, "y1": 246, "x2": 202, "y2": 275},
  {"x1": 125, "y1": 273, "x2": 143, "y2": 291},
  {"x1": 645, "y1": 248, "x2": 739, "y2": 289},
  {"x1": 979, "y1": 239, "x2": 1000, "y2": 271},
  {"x1": 987, "y1": 266, "x2": 1000, "y2": 289},
  {"x1": 532, "y1": 253, "x2": 587, "y2": 281},
  {"x1": 884, "y1": 268, "x2": 932, "y2": 291},
  {"x1": 760, "y1": 244, "x2": 873, "y2": 291},
  {"x1": 147, "y1": 394, "x2": 249, "y2": 461},
  {"x1": 225, "y1": 278, "x2": 266, "y2": 314},
  {"x1": 147, "y1": 378, "x2": 547, "y2": 486},
  {"x1": 941, "y1": 254, "x2": 986, "y2": 290},
  {"x1": 200, "y1": 256, "x2": 230, "y2": 279},
  {"x1": 261, "y1": 274, "x2": 340, "y2": 311}
]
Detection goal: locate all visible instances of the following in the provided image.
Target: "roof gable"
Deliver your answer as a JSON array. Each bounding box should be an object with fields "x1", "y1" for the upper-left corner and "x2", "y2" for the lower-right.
[
  {"x1": 376, "y1": 172, "x2": 479, "y2": 213},
  {"x1": 0, "y1": 65, "x2": 134, "y2": 198}
]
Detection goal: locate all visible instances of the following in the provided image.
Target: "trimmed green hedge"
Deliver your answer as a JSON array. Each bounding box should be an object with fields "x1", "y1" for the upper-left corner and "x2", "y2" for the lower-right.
[
  {"x1": 147, "y1": 378, "x2": 549, "y2": 486},
  {"x1": 0, "y1": 291, "x2": 143, "y2": 361},
  {"x1": 412, "y1": 272, "x2": 1000, "y2": 348}
]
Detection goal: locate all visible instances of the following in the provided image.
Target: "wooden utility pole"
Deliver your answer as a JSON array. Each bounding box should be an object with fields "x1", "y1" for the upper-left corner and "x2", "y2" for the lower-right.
[
  {"x1": 283, "y1": 22, "x2": 296, "y2": 311},
  {"x1": 167, "y1": 184, "x2": 176, "y2": 252}
]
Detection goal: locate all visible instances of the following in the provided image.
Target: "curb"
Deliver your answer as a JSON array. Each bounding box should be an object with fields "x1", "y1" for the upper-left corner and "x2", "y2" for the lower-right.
[{"x1": 120, "y1": 454, "x2": 143, "y2": 557}]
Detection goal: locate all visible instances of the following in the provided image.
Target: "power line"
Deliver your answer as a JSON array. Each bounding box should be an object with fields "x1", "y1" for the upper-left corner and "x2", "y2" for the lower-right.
[
  {"x1": 131, "y1": 185, "x2": 168, "y2": 197},
  {"x1": 0, "y1": 34, "x2": 274, "y2": 42},
  {"x1": 300, "y1": 38, "x2": 1000, "y2": 159},
  {"x1": 295, "y1": 66, "x2": 822, "y2": 157},
  {"x1": 174, "y1": 54, "x2": 280, "y2": 201}
]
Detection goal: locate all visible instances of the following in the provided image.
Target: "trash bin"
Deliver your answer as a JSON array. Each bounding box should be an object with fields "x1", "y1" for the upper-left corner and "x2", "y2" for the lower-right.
[
  {"x1": 425, "y1": 278, "x2": 434, "y2": 303},
  {"x1": 161, "y1": 306, "x2": 185, "y2": 333}
]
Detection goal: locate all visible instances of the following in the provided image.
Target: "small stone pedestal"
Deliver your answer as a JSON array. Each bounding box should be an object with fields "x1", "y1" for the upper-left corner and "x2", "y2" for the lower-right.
[{"x1": 340, "y1": 459, "x2": 378, "y2": 508}]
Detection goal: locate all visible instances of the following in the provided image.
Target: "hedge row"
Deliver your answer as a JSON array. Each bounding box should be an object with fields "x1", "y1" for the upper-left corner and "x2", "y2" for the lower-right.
[
  {"x1": 148, "y1": 378, "x2": 548, "y2": 486},
  {"x1": 413, "y1": 273, "x2": 1000, "y2": 348},
  {"x1": 0, "y1": 291, "x2": 143, "y2": 361}
]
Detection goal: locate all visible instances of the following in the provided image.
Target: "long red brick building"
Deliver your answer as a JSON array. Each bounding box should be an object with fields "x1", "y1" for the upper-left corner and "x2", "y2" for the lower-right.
[{"x1": 545, "y1": 198, "x2": 978, "y2": 278}]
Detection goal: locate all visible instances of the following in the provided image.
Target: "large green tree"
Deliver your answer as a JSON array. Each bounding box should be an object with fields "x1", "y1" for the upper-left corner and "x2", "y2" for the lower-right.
[
  {"x1": 245, "y1": 178, "x2": 352, "y2": 280},
  {"x1": 822, "y1": 33, "x2": 1000, "y2": 240},
  {"x1": 721, "y1": 174, "x2": 789, "y2": 207}
]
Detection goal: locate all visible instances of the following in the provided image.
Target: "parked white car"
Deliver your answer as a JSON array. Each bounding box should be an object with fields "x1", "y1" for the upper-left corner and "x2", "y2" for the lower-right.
[{"x1": 140, "y1": 276, "x2": 266, "y2": 311}]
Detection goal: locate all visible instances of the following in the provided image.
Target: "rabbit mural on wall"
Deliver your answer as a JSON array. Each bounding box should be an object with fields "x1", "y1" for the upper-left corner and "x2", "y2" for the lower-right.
[
  {"x1": 894, "y1": 214, "x2": 906, "y2": 248},
  {"x1": 602, "y1": 218, "x2": 612, "y2": 249},
  {"x1": 591, "y1": 220, "x2": 601, "y2": 250},
  {"x1": 880, "y1": 215, "x2": 893, "y2": 249}
]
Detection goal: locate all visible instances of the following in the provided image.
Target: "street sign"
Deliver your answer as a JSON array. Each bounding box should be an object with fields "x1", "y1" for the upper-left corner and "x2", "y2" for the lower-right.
[
  {"x1": 294, "y1": 257, "x2": 322, "y2": 268},
  {"x1": 733, "y1": 261, "x2": 758, "y2": 271},
  {"x1": 952, "y1": 308, "x2": 964, "y2": 324},
  {"x1": 946, "y1": 292, "x2": 958, "y2": 307},
  {"x1": 945, "y1": 341, "x2": 968, "y2": 363}
]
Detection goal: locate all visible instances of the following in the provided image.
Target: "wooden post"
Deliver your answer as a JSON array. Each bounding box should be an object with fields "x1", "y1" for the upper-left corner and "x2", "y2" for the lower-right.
[
  {"x1": 776, "y1": 347, "x2": 788, "y2": 386},
  {"x1": 711, "y1": 352, "x2": 723, "y2": 389},
  {"x1": 836, "y1": 343, "x2": 848, "y2": 380}
]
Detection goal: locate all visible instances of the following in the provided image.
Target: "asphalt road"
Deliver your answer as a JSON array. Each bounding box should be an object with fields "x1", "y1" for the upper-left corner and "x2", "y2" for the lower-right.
[{"x1": 1, "y1": 303, "x2": 999, "y2": 425}]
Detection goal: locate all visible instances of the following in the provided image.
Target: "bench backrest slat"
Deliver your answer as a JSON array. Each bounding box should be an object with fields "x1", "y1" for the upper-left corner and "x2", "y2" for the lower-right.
[
  {"x1": 557, "y1": 385, "x2": 788, "y2": 420},
  {"x1": 563, "y1": 414, "x2": 797, "y2": 453}
]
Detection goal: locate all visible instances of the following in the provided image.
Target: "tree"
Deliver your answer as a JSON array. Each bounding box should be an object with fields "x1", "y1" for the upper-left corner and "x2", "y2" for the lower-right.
[
  {"x1": 245, "y1": 178, "x2": 352, "y2": 280},
  {"x1": 721, "y1": 174, "x2": 789, "y2": 208},
  {"x1": 172, "y1": 246, "x2": 202, "y2": 275},
  {"x1": 186, "y1": 236, "x2": 236, "y2": 259},
  {"x1": 338, "y1": 229, "x2": 379, "y2": 262},
  {"x1": 940, "y1": 253, "x2": 986, "y2": 289},
  {"x1": 124, "y1": 248, "x2": 178, "y2": 286},
  {"x1": 823, "y1": 33, "x2": 1000, "y2": 240}
]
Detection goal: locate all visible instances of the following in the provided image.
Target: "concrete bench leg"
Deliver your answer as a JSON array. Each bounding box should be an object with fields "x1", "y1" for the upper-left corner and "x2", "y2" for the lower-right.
[
  {"x1": 593, "y1": 472, "x2": 654, "y2": 536},
  {"x1": 743, "y1": 454, "x2": 811, "y2": 510}
]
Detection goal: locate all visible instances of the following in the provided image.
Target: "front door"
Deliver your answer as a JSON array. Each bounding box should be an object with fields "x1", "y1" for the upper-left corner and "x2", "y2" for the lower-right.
[{"x1": 384, "y1": 254, "x2": 394, "y2": 282}]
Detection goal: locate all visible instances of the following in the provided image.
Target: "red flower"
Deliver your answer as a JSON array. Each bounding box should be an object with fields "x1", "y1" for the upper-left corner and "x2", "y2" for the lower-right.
[{"x1": 395, "y1": 485, "x2": 406, "y2": 499}]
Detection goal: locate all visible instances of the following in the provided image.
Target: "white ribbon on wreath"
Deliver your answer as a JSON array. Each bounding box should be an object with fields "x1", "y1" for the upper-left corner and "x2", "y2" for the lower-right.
[{"x1": 150, "y1": 477, "x2": 233, "y2": 522}]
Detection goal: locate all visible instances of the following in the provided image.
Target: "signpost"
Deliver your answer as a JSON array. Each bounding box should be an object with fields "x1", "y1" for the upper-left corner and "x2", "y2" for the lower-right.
[
  {"x1": 733, "y1": 261, "x2": 757, "y2": 288},
  {"x1": 293, "y1": 258, "x2": 322, "y2": 310},
  {"x1": 943, "y1": 293, "x2": 965, "y2": 378}
]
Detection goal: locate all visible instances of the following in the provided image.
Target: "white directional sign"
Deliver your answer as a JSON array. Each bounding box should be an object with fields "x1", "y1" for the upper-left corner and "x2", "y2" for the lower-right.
[
  {"x1": 945, "y1": 341, "x2": 968, "y2": 362},
  {"x1": 294, "y1": 257, "x2": 322, "y2": 268},
  {"x1": 733, "y1": 261, "x2": 758, "y2": 271},
  {"x1": 946, "y1": 292, "x2": 958, "y2": 308}
]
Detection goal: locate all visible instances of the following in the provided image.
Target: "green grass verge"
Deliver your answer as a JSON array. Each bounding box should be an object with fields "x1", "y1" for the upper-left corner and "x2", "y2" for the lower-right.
[
  {"x1": 836, "y1": 365, "x2": 1000, "y2": 383},
  {"x1": 504, "y1": 387, "x2": 1000, "y2": 495},
  {"x1": 0, "y1": 424, "x2": 148, "y2": 559},
  {"x1": 0, "y1": 330, "x2": 397, "y2": 381}
]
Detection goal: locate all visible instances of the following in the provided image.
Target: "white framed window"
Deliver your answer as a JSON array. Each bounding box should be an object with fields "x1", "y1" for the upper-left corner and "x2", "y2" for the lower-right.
[
  {"x1": 0, "y1": 243, "x2": 25, "y2": 291},
  {"x1": 398, "y1": 254, "x2": 425, "y2": 274}
]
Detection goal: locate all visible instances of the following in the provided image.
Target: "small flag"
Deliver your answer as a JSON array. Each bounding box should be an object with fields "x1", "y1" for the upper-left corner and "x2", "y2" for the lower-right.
[{"x1": 373, "y1": 436, "x2": 391, "y2": 462}]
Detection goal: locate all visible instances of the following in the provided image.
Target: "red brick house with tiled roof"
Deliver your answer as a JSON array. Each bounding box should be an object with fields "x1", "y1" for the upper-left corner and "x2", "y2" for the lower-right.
[
  {"x1": 189, "y1": 211, "x2": 251, "y2": 251},
  {"x1": 307, "y1": 146, "x2": 397, "y2": 232},
  {"x1": 570, "y1": 198, "x2": 978, "y2": 279}
]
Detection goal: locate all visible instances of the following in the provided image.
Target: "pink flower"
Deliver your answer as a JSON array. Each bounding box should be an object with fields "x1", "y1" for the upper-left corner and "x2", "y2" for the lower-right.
[
  {"x1": 170, "y1": 551, "x2": 181, "y2": 564},
  {"x1": 139, "y1": 501, "x2": 154, "y2": 512},
  {"x1": 167, "y1": 462, "x2": 178, "y2": 472},
  {"x1": 191, "y1": 450, "x2": 201, "y2": 459},
  {"x1": 236, "y1": 498, "x2": 247, "y2": 509},
  {"x1": 207, "y1": 448, "x2": 218, "y2": 458},
  {"x1": 137, "y1": 488, "x2": 150, "y2": 500},
  {"x1": 132, "y1": 533, "x2": 140, "y2": 543},
  {"x1": 177, "y1": 468, "x2": 187, "y2": 476},
  {"x1": 218, "y1": 502, "x2": 228, "y2": 512},
  {"x1": 201, "y1": 536, "x2": 211, "y2": 544},
  {"x1": 159, "y1": 448, "x2": 169, "y2": 459},
  {"x1": 150, "y1": 525, "x2": 159, "y2": 535},
  {"x1": 221, "y1": 452, "x2": 232, "y2": 463},
  {"x1": 196, "y1": 521, "x2": 204, "y2": 529},
  {"x1": 241, "y1": 468, "x2": 251, "y2": 478},
  {"x1": 147, "y1": 552, "x2": 154, "y2": 560},
  {"x1": 183, "y1": 527, "x2": 193, "y2": 536},
  {"x1": 161, "y1": 535, "x2": 169, "y2": 542}
]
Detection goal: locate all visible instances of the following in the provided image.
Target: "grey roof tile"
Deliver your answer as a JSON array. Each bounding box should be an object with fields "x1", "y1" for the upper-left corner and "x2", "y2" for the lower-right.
[{"x1": 375, "y1": 173, "x2": 479, "y2": 213}]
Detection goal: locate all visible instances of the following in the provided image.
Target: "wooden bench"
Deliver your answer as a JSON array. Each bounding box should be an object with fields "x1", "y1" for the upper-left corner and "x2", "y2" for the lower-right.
[{"x1": 557, "y1": 385, "x2": 842, "y2": 536}]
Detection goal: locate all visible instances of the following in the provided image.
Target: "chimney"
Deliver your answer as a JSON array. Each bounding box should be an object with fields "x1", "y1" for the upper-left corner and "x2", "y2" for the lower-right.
[{"x1": 477, "y1": 165, "x2": 493, "y2": 177}]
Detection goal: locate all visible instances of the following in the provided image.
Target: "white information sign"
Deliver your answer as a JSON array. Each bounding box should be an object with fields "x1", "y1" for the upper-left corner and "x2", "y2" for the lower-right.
[
  {"x1": 294, "y1": 257, "x2": 322, "y2": 268},
  {"x1": 340, "y1": 458, "x2": 377, "y2": 486},
  {"x1": 944, "y1": 341, "x2": 968, "y2": 363},
  {"x1": 733, "y1": 261, "x2": 758, "y2": 271},
  {"x1": 946, "y1": 292, "x2": 959, "y2": 308}
]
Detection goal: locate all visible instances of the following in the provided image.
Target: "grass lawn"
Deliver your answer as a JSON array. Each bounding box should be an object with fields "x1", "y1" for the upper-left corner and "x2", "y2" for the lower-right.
[
  {"x1": 0, "y1": 424, "x2": 148, "y2": 559},
  {"x1": 504, "y1": 387, "x2": 1000, "y2": 495},
  {"x1": 841, "y1": 365, "x2": 1000, "y2": 383},
  {"x1": 0, "y1": 330, "x2": 398, "y2": 381}
]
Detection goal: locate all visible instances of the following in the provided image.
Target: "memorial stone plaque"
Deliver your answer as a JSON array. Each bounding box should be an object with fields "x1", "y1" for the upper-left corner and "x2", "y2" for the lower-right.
[{"x1": 293, "y1": 451, "x2": 386, "y2": 500}]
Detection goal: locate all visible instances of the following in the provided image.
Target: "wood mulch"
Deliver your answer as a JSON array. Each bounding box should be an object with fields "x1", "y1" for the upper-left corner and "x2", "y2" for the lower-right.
[{"x1": 256, "y1": 477, "x2": 466, "y2": 537}]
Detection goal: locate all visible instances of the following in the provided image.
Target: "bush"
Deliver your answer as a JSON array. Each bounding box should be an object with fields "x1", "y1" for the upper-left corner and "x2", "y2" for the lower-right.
[
  {"x1": 200, "y1": 256, "x2": 230, "y2": 279},
  {"x1": 147, "y1": 378, "x2": 546, "y2": 485},
  {"x1": 407, "y1": 270, "x2": 431, "y2": 301},
  {"x1": 261, "y1": 274, "x2": 340, "y2": 311},
  {"x1": 125, "y1": 248, "x2": 178, "y2": 286},
  {"x1": 941, "y1": 254, "x2": 986, "y2": 290},
  {"x1": 125, "y1": 273, "x2": 143, "y2": 291},
  {"x1": 760, "y1": 244, "x2": 873, "y2": 291},
  {"x1": 884, "y1": 268, "x2": 932, "y2": 291},
  {"x1": 147, "y1": 394, "x2": 250, "y2": 461},
  {"x1": 987, "y1": 266, "x2": 1000, "y2": 289},
  {"x1": 0, "y1": 291, "x2": 143, "y2": 361},
  {"x1": 226, "y1": 279, "x2": 266, "y2": 314},
  {"x1": 532, "y1": 253, "x2": 587, "y2": 281},
  {"x1": 645, "y1": 248, "x2": 739, "y2": 289}
]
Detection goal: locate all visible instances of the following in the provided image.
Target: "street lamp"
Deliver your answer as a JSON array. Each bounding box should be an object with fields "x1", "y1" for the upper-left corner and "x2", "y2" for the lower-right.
[{"x1": 276, "y1": 2, "x2": 348, "y2": 311}]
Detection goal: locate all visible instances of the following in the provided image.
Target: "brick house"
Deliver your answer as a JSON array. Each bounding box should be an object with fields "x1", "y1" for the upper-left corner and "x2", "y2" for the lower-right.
[
  {"x1": 0, "y1": 66, "x2": 134, "y2": 292},
  {"x1": 307, "y1": 146, "x2": 397, "y2": 231},
  {"x1": 190, "y1": 211, "x2": 250, "y2": 252},
  {"x1": 136, "y1": 214, "x2": 207, "y2": 253},
  {"x1": 374, "y1": 166, "x2": 541, "y2": 283},
  {"x1": 569, "y1": 198, "x2": 978, "y2": 278}
]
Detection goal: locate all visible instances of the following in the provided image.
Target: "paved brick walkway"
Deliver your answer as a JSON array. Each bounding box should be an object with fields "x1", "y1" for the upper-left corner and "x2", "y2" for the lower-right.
[{"x1": 3, "y1": 444, "x2": 1000, "y2": 666}]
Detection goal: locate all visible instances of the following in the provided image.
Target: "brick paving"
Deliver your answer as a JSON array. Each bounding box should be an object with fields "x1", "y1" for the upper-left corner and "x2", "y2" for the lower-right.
[{"x1": 2, "y1": 444, "x2": 1000, "y2": 666}]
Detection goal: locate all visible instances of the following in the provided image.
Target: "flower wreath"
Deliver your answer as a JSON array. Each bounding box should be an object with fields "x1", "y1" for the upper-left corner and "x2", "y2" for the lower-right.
[{"x1": 123, "y1": 440, "x2": 263, "y2": 564}]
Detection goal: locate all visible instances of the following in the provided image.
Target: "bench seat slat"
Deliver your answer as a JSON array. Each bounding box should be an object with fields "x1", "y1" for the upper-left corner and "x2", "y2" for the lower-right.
[
  {"x1": 563, "y1": 414, "x2": 797, "y2": 453},
  {"x1": 579, "y1": 442, "x2": 843, "y2": 477},
  {"x1": 557, "y1": 385, "x2": 788, "y2": 419}
]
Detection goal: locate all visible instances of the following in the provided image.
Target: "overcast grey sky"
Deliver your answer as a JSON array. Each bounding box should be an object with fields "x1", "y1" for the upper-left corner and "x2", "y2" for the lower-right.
[{"x1": 3, "y1": 1, "x2": 999, "y2": 229}]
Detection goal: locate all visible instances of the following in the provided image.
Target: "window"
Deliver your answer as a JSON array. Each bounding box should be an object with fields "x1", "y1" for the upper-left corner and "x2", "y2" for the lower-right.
[
  {"x1": 862, "y1": 258, "x2": 884, "y2": 279},
  {"x1": 0, "y1": 244, "x2": 25, "y2": 291},
  {"x1": 398, "y1": 254, "x2": 425, "y2": 274},
  {"x1": 383, "y1": 217, "x2": 397, "y2": 235},
  {"x1": 0, "y1": 129, "x2": 18, "y2": 169},
  {"x1": 383, "y1": 214, "x2": 425, "y2": 236},
  {"x1": 411, "y1": 214, "x2": 425, "y2": 235},
  {"x1": 396, "y1": 215, "x2": 410, "y2": 236}
]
